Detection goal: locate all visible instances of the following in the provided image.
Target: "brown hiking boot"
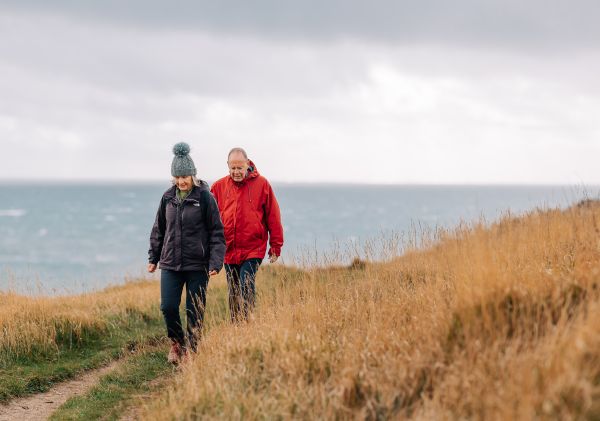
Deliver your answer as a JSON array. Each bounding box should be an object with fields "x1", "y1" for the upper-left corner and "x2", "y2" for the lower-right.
[
  {"x1": 167, "y1": 342, "x2": 182, "y2": 364},
  {"x1": 179, "y1": 348, "x2": 191, "y2": 366}
]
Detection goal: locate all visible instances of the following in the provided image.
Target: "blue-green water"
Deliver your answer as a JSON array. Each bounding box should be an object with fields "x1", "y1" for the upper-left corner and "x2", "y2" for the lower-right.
[{"x1": 0, "y1": 183, "x2": 597, "y2": 293}]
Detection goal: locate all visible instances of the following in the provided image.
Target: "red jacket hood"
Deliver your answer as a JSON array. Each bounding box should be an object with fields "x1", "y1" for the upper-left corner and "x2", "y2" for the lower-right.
[{"x1": 240, "y1": 160, "x2": 259, "y2": 183}]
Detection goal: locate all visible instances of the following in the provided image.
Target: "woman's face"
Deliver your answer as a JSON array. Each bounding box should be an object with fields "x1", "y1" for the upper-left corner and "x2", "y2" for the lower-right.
[{"x1": 175, "y1": 176, "x2": 193, "y2": 191}]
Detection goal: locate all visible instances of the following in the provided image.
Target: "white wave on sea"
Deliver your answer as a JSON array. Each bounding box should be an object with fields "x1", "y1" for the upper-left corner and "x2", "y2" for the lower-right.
[
  {"x1": 0, "y1": 209, "x2": 26, "y2": 217},
  {"x1": 95, "y1": 254, "x2": 118, "y2": 263}
]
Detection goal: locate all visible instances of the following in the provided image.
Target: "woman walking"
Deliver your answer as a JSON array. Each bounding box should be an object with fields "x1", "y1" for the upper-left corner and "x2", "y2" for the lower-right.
[{"x1": 148, "y1": 142, "x2": 225, "y2": 364}]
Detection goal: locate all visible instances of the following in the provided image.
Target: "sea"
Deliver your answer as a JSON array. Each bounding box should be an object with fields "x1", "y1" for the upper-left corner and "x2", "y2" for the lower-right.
[{"x1": 0, "y1": 183, "x2": 597, "y2": 294}]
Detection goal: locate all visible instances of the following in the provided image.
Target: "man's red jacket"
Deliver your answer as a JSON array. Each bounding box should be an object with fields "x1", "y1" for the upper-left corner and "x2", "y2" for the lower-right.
[{"x1": 210, "y1": 160, "x2": 284, "y2": 265}]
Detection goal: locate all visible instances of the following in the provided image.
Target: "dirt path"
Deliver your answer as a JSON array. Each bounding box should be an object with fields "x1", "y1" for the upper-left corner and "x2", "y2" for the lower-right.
[{"x1": 0, "y1": 361, "x2": 120, "y2": 421}]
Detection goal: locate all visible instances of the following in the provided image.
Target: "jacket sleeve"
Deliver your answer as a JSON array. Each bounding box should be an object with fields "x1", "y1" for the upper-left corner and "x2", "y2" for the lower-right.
[
  {"x1": 264, "y1": 181, "x2": 284, "y2": 257},
  {"x1": 205, "y1": 191, "x2": 226, "y2": 273},
  {"x1": 148, "y1": 196, "x2": 166, "y2": 264}
]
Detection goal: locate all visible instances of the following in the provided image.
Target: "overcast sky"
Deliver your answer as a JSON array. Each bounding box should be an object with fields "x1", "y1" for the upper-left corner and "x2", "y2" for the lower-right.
[{"x1": 1, "y1": 1, "x2": 599, "y2": 184}]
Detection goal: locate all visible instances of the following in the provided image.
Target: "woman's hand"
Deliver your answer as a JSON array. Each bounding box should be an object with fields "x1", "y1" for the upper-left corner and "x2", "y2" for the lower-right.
[
  {"x1": 269, "y1": 255, "x2": 278, "y2": 264},
  {"x1": 148, "y1": 263, "x2": 157, "y2": 273},
  {"x1": 208, "y1": 270, "x2": 218, "y2": 277}
]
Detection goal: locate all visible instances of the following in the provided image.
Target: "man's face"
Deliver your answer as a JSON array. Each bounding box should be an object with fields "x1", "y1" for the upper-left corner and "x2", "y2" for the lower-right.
[
  {"x1": 228, "y1": 153, "x2": 249, "y2": 182},
  {"x1": 175, "y1": 175, "x2": 193, "y2": 191}
]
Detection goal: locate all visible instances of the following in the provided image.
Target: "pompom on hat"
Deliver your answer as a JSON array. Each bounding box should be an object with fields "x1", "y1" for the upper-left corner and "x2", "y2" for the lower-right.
[{"x1": 171, "y1": 142, "x2": 197, "y2": 176}]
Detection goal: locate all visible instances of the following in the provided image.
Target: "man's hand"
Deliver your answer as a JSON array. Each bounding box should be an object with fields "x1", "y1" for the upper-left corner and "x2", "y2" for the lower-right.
[
  {"x1": 208, "y1": 270, "x2": 218, "y2": 276},
  {"x1": 269, "y1": 255, "x2": 278, "y2": 264},
  {"x1": 148, "y1": 263, "x2": 157, "y2": 273}
]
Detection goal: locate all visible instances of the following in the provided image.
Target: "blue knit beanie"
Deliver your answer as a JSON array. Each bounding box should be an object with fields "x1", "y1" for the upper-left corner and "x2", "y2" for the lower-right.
[{"x1": 171, "y1": 142, "x2": 197, "y2": 176}]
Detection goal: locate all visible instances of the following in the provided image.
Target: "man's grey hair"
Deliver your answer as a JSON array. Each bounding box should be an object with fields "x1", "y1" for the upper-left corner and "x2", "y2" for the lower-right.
[{"x1": 228, "y1": 147, "x2": 248, "y2": 161}]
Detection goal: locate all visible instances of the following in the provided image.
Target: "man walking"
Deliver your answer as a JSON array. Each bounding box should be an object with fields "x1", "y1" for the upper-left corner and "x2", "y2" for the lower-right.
[{"x1": 211, "y1": 147, "x2": 284, "y2": 321}]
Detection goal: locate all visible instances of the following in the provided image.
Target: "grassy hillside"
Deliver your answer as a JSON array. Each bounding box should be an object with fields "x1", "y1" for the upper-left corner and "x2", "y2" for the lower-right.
[
  {"x1": 138, "y1": 202, "x2": 600, "y2": 420},
  {"x1": 0, "y1": 276, "x2": 229, "y2": 401},
  {"x1": 2, "y1": 202, "x2": 598, "y2": 419}
]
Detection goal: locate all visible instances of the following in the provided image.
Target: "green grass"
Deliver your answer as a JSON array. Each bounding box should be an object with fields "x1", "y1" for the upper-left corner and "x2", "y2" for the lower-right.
[
  {"x1": 0, "y1": 311, "x2": 164, "y2": 402},
  {"x1": 40, "y1": 280, "x2": 239, "y2": 420},
  {"x1": 0, "y1": 280, "x2": 230, "y2": 404},
  {"x1": 49, "y1": 346, "x2": 173, "y2": 421},
  {"x1": 48, "y1": 284, "x2": 232, "y2": 420},
  {"x1": 0, "y1": 276, "x2": 246, "y2": 419}
]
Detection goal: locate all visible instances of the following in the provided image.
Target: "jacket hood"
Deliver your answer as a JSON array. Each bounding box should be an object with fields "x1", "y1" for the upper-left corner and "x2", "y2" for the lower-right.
[
  {"x1": 247, "y1": 160, "x2": 259, "y2": 178},
  {"x1": 234, "y1": 160, "x2": 260, "y2": 185}
]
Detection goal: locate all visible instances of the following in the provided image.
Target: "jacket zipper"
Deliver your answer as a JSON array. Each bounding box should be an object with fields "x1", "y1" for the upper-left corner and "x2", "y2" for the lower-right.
[
  {"x1": 177, "y1": 199, "x2": 183, "y2": 268},
  {"x1": 188, "y1": 198, "x2": 205, "y2": 257},
  {"x1": 182, "y1": 197, "x2": 205, "y2": 258}
]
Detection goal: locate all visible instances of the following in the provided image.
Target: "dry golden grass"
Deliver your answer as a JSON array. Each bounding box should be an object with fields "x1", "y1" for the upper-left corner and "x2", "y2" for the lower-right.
[
  {"x1": 0, "y1": 271, "x2": 233, "y2": 365},
  {"x1": 141, "y1": 202, "x2": 600, "y2": 420},
  {"x1": 0, "y1": 280, "x2": 161, "y2": 360}
]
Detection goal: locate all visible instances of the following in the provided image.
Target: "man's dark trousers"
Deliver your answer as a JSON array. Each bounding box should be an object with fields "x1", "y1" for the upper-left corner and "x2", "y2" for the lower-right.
[{"x1": 225, "y1": 258, "x2": 262, "y2": 321}]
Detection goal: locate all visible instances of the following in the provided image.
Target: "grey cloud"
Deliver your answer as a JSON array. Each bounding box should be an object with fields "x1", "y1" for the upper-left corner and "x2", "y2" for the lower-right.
[
  {"x1": 2, "y1": 0, "x2": 600, "y2": 50},
  {"x1": 1, "y1": 2, "x2": 599, "y2": 184},
  {"x1": 0, "y1": 13, "x2": 375, "y2": 99}
]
